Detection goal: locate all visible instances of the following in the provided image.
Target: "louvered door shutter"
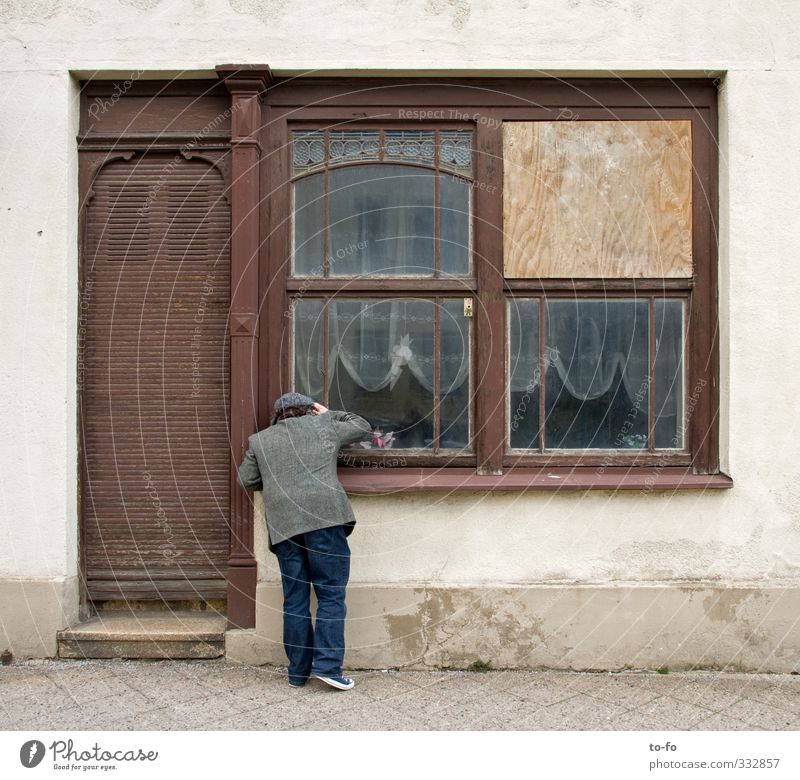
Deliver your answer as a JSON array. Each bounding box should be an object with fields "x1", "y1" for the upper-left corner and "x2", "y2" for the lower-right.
[{"x1": 81, "y1": 153, "x2": 231, "y2": 600}]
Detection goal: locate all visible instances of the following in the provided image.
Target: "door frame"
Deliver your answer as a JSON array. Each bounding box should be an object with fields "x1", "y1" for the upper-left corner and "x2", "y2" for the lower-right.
[{"x1": 76, "y1": 76, "x2": 240, "y2": 620}]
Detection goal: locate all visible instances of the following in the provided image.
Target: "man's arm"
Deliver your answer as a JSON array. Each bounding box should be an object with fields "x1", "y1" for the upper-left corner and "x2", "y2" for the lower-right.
[
  {"x1": 311, "y1": 402, "x2": 372, "y2": 447},
  {"x1": 237, "y1": 448, "x2": 263, "y2": 491},
  {"x1": 327, "y1": 409, "x2": 373, "y2": 447}
]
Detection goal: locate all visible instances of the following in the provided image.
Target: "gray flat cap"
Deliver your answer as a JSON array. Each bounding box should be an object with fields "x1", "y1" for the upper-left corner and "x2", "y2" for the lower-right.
[{"x1": 273, "y1": 392, "x2": 316, "y2": 413}]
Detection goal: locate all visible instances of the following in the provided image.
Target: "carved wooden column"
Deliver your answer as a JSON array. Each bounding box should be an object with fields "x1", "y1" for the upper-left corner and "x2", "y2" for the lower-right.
[{"x1": 217, "y1": 65, "x2": 272, "y2": 629}]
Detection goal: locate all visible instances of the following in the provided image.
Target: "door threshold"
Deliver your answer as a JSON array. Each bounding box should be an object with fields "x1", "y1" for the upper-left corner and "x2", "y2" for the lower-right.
[{"x1": 57, "y1": 610, "x2": 227, "y2": 660}]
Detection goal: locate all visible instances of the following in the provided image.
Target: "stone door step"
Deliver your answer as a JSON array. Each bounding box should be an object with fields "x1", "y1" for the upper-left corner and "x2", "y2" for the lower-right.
[{"x1": 57, "y1": 611, "x2": 227, "y2": 659}]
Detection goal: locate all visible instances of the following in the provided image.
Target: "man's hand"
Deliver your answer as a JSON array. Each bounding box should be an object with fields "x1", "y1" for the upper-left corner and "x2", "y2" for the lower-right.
[{"x1": 311, "y1": 402, "x2": 328, "y2": 415}]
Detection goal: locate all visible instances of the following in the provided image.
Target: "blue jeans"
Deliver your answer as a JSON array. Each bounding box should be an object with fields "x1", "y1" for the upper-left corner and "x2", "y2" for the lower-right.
[{"x1": 272, "y1": 524, "x2": 351, "y2": 685}]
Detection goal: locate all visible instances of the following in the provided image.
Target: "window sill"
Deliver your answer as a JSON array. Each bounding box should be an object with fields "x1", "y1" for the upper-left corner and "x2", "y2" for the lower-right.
[{"x1": 338, "y1": 466, "x2": 733, "y2": 494}]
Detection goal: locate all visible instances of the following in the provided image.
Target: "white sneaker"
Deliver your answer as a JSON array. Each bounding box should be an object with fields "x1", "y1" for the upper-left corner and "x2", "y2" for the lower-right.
[{"x1": 312, "y1": 673, "x2": 355, "y2": 690}]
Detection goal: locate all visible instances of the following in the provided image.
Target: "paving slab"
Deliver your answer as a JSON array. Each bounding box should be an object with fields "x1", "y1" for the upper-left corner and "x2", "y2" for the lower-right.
[
  {"x1": 583, "y1": 677, "x2": 664, "y2": 710},
  {"x1": 721, "y1": 697, "x2": 797, "y2": 730}
]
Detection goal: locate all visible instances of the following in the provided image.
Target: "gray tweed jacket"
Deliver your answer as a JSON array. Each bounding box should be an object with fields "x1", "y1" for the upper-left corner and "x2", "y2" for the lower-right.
[{"x1": 236, "y1": 409, "x2": 372, "y2": 552}]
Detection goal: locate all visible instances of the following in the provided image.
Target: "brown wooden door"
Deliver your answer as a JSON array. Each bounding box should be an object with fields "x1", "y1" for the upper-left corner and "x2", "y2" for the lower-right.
[{"x1": 79, "y1": 153, "x2": 231, "y2": 601}]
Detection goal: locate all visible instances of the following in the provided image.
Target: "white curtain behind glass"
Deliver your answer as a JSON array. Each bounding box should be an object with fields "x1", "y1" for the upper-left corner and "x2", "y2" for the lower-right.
[
  {"x1": 509, "y1": 300, "x2": 651, "y2": 402},
  {"x1": 293, "y1": 299, "x2": 469, "y2": 397}
]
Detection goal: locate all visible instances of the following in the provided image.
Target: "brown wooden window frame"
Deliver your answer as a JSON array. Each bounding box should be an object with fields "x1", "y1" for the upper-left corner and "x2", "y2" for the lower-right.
[
  {"x1": 260, "y1": 77, "x2": 730, "y2": 491},
  {"x1": 285, "y1": 123, "x2": 476, "y2": 465}
]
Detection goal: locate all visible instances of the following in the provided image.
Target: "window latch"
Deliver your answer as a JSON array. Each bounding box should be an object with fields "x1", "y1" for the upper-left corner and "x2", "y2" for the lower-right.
[{"x1": 463, "y1": 298, "x2": 473, "y2": 317}]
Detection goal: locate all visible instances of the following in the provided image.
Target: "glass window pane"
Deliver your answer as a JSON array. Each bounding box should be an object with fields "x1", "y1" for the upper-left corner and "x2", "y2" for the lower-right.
[
  {"x1": 294, "y1": 298, "x2": 472, "y2": 451},
  {"x1": 438, "y1": 130, "x2": 473, "y2": 176},
  {"x1": 292, "y1": 174, "x2": 324, "y2": 276},
  {"x1": 292, "y1": 131, "x2": 326, "y2": 175},
  {"x1": 328, "y1": 131, "x2": 381, "y2": 166},
  {"x1": 329, "y1": 165, "x2": 434, "y2": 276},
  {"x1": 439, "y1": 299, "x2": 471, "y2": 451},
  {"x1": 293, "y1": 298, "x2": 325, "y2": 398},
  {"x1": 544, "y1": 299, "x2": 649, "y2": 449},
  {"x1": 440, "y1": 175, "x2": 471, "y2": 275},
  {"x1": 384, "y1": 130, "x2": 436, "y2": 166},
  {"x1": 655, "y1": 299, "x2": 685, "y2": 448},
  {"x1": 292, "y1": 156, "x2": 472, "y2": 278},
  {"x1": 328, "y1": 299, "x2": 435, "y2": 449},
  {"x1": 508, "y1": 298, "x2": 540, "y2": 449}
]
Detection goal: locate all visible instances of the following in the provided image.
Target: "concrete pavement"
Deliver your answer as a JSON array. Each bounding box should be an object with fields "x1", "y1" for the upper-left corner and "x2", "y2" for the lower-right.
[{"x1": 1, "y1": 660, "x2": 799, "y2": 731}]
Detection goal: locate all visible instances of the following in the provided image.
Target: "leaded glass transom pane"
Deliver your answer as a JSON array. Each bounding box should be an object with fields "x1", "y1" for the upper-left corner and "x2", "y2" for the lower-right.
[{"x1": 292, "y1": 129, "x2": 473, "y2": 177}]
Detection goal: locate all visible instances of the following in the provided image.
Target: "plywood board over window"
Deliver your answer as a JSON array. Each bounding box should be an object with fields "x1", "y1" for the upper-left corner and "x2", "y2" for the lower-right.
[{"x1": 503, "y1": 120, "x2": 693, "y2": 278}]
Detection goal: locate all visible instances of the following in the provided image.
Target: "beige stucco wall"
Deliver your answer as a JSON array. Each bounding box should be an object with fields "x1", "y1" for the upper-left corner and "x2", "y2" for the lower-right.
[{"x1": 2, "y1": 0, "x2": 799, "y2": 660}]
